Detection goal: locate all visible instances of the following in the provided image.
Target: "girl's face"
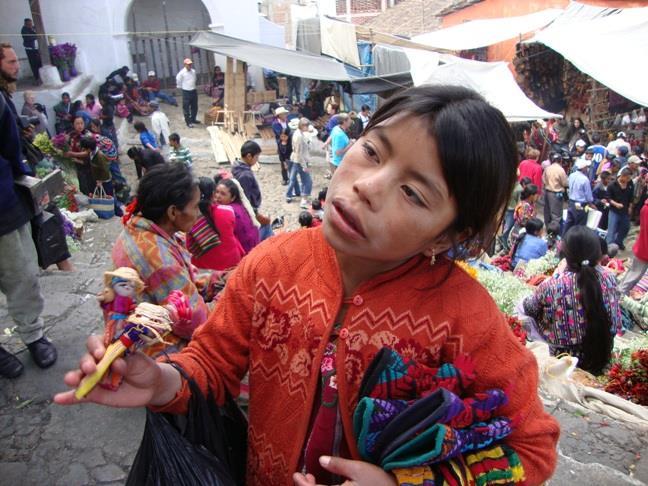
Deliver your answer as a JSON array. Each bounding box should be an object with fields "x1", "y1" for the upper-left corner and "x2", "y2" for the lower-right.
[
  {"x1": 279, "y1": 133, "x2": 288, "y2": 143},
  {"x1": 574, "y1": 119, "x2": 581, "y2": 128},
  {"x1": 323, "y1": 115, "x2": 458, "y2": 264},
  {"x1": 73, "y1": 118, "x2": 85, "y2": 133},
  {"x1": 215, "y1": 184, "x2": 233, "y2": 205}
]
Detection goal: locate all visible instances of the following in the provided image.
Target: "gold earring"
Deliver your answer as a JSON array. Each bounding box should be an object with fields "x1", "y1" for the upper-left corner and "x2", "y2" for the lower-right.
[{"x1": 430, "y1": 248, "x2": 436, "y2": 266}]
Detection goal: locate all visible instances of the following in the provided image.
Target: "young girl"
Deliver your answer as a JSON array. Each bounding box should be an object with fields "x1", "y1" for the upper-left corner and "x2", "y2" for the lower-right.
[
  {"x1": 522, "y1": 226, "x2": 621, "y2": 374},
  {"x1": 278, "y1": 127, "x2": 294, "y2": 190},
  {"x1": 186, "y1": 177, "x2": 245, "y2": 271},
  {"x1": 214, "y1": 178, "x2": 260, "y2": 253},
  {"x1": 134, "y1": 121, "x2": 158, "y2": 151},
  {"x1": 56, "y1": 86, "x2": 559, "y2": 485}
]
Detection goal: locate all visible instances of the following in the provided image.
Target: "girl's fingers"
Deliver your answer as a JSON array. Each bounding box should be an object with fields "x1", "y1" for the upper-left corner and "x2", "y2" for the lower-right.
[{"x1": 63, "y1": 369, "x2": 84, "y2": 387}]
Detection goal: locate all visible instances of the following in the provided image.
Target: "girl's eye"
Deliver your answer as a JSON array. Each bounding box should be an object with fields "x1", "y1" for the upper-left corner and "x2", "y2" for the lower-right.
[
  {"x1": 402, "y1": 185, "x2": 424, "y2": 206},
  {"x1": 362, "y1": 142, "x2": 378, "y2": 162}
]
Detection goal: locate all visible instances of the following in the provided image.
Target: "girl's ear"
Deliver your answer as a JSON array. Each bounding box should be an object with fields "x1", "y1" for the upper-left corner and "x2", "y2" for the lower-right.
[{"x1": 165, "y1": 205, "x2": 177, "y2": 224}]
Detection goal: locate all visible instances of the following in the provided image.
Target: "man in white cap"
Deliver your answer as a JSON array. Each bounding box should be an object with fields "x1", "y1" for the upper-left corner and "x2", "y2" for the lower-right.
[
  {"x1": 176, "y1": 58, "x2": 199, "y2": 128},
  {"x1": 563, "y1": 157, "x2": 594, "y2": 235},
  {"x1": 272, "y1": 106, "x2": 291, "y2": 184},
  {"x1": 142, "y1": 70, "x2": 177, "y2": 106}
]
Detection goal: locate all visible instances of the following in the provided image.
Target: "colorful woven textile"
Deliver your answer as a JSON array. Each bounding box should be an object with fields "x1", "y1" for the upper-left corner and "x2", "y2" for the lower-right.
[
  {"x1": 354, "y1": 348, "x2": 526, "y2": 484},
  {"x1": 186, "y1": 215, "x2": 221, "y2": 258}
]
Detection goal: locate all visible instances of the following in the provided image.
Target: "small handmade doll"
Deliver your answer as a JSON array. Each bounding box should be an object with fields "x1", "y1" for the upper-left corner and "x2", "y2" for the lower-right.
[
  {"x1": 97, "y1": 267, "x2": 145, "y2": 347},
  {"x1": 76, "y1": 290, "x2": 192, "y2": 399}
]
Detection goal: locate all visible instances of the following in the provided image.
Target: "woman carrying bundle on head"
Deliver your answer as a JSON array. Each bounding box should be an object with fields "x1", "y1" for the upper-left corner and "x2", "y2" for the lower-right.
[
  {"x1": 522, "y1": 226, "x2": 622, "y2": 374},
  {"x1": 186, "y1": 177, "x2": 245, "y2": 271}
]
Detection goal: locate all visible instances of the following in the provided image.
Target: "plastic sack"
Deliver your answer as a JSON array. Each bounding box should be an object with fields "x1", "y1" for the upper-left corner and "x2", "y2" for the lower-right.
[{"x1": 126, "y1": 365, "x2": 247, "y2": 486}]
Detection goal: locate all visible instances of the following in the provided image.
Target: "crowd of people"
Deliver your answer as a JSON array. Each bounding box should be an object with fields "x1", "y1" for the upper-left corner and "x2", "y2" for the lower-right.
[{"x1": 493, "y1": 116, "x2": 648, "y2": 376}]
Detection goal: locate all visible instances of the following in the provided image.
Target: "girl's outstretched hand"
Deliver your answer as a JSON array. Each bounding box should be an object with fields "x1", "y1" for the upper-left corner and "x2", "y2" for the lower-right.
[
  {"x1": 53, "y1": 334, "x2": 165, "y2": 408},
  {"x1": 292, "y1": 456, "x2": 397, "y2": 486}
]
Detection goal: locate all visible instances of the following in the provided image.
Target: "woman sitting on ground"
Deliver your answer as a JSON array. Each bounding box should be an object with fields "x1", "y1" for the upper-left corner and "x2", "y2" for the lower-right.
[
  {"x1": 522, "y1": 226, "x2": 622, "y2": 374},
  {"x1": 510, "y1": 218, "x2": 548, "y2": 269},
  {"x1": 214, "y1": 177, "x2": 260, "y2": 253},
  {"x1": 186, "y1": 177, "x2": 245, "y2": 271},
  {"x1": 113, "y1": 163, "x2": 226, "y2": 354},
  {"x1": 64, "y1": 115, "x2": 94, "y2": 195},
  {"x1": 509, "y1": 183, "x2": 539, "y2": 246}
]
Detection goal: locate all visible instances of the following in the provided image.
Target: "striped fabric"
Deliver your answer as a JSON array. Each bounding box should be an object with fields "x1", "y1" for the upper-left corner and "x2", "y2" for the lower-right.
[
  {"x1": 186, "y1": 215, "x2": 221, "y2": 258},
  {"x1": 169, "y1": 145, "x2": 193, "y2": 167}
]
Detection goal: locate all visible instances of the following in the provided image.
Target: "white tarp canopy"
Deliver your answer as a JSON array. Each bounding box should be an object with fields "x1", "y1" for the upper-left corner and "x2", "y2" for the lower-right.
[
  {"x1": 189, "y1": 31, "x2": 351, "y2": 81},
  {"x1": 528, "y1": 1, "x2": 648, "y2": 107},
  {"x1": 405, "y1": 50, "x2": 560, "y2": 122},
  {"x1": 412, "y1": 8, "x2": 562, "y2": 51}
]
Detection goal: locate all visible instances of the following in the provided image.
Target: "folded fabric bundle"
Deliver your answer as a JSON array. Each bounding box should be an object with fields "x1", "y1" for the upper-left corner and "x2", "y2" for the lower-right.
[{"x1": 354, "y1": 347, "x2": 523, "y2": 482}]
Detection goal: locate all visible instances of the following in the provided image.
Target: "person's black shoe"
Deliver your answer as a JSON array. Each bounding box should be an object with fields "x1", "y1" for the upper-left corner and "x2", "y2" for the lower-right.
[
  {"x1": 281, "y1": 180, "x2": 289, "y2": 186},
  {"x1": 0, "y1": 346, "x2": 24, "y2": 378},
  {"x1": 27, "y1": 337, "x2": 57, "y2": 369}
]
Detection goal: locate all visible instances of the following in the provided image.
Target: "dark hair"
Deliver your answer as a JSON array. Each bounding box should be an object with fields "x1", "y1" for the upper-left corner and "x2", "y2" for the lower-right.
[
  {"x1": 520, "y1": 184, "x2": 538, "y2": 200},
  {"x1": 126, "y1": 147, "x2": 141, "y2": 160},
  {"x1": 216, "y1": 178, "x2": 241, "y2": 204},
  {"x1": 24, "y1": 18, "x2": 32, "y2": 23},
  {"x1": 298, "y1": 211, "x2": 313, "y2": 228},
  {"x1": 241, "y1": 140, "x2": 261, "y2": 158},
  {"x1": 197, "y1": 177, "x2": 219, "y2": 236},
  {"x1": 72, "y1": 115, "x2": 86, "y2": 127},
  {"x1": 133, "y1": 121, "x2": 146, "y2": 133},
  {"x1": 169, "y1": 133, "x2": 180, "y2": 143},
  {"x1": 311, "y1": 200, "x2": 322, "y2": 211},
  {"x1": 365, "y1": 86, "x2": 517, "y2": 254},
  {"x1": 591, "y1": 133, "x2": 600, "y2": 143},
  {"x1": 318, "y1": 187, "x2": 328, "y2": 202},
  {"x1": 617, "y1": 145, "x2": 629, "y2": 156},
  {"x1": 135, "y1": 163, "x2": 197, "y2": 223},
  {"x1": 62, "y1": 92, "x2": 70, "y2": 99},
  {"x1": 511, "y1": 217, "x2": 543, "y2": 260},
  {"x1": 89, "y1": 118, "x2": 101, "y2": 129},
  {"x1": 72, "y1": 100, "x2": 83, "y2": 111},
  {"x1": 562, "y1": 226, "x2": 613, "y2": 374},
  {"x1": 361, "y1": 104, "x2": 370, "y2": 112},
  {"x1": 600, "y1": 170, "x2": 611, "y2": 179},
  {"x1": 519, "y1": 176, "x2": 532, "y2": 187},
  {"x1": 86, "y1": 93, "x2": 95, "y2": 102},
  {"x1": 79, "y1": 135, "x2": 97, "y2": 151}
]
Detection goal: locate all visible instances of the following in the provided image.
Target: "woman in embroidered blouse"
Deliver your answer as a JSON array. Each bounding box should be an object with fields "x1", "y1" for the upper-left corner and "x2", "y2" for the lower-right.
[
  {"x1": 523, "y1": 226, "x2": 622, "y2": 374},
  {"x1": 58, "y1": 86, "x2": 559, "y2": 486},
  {"x1": 187, "y1": 177, "x2": 245, "y2": 271}
]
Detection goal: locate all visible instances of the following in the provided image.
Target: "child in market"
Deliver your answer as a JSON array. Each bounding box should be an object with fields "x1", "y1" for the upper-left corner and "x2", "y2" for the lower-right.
[
  {"x1": 79, "y1": 136, "x2": 122, "y2": 217},
  {"x1": 56, "y1": 86, "x2": 559, "y2": 486}
]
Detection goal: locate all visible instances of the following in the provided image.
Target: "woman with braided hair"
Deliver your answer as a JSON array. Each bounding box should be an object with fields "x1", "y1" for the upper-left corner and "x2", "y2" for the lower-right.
[{"x1": 522, "y1": 225, "x2": 622, "y2": 374}]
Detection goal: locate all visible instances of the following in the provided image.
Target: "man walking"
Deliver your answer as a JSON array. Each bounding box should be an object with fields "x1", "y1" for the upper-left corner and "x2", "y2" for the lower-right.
[
  {"x1": 543, "y1": 152, "x2": 568, "y2": 228},
  {"x1": 563, "y1": 158, "x2": 594, "y2": 236},
  {"x1": 20, "y1": 19, "x2": 41, "y2": 82},
  {"x1": 0, "y1": 43, "x2": 57, "y2": 378},
  {"x1": 176, "y1": 58, "x2": 199, "y2": 128}
]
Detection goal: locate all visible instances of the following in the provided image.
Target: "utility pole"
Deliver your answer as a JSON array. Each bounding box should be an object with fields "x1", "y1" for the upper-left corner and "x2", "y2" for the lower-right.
[{"x1": 28, "y1": 0, "x2": 51, "y2": 65}]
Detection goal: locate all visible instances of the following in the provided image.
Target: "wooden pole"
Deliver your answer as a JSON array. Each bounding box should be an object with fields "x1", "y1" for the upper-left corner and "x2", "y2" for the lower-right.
[{"x1": 28, "y1": 0, "x2": 51, "y2": 65}]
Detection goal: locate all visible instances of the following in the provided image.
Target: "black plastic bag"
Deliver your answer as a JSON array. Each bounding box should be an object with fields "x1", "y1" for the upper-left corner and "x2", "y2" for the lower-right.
[
  {"x1": 126, "y1": 365, "x2": 247, "y2": 486},
  {"x1": 31, "y1": 208, "x2": 70, "y2": 269}
]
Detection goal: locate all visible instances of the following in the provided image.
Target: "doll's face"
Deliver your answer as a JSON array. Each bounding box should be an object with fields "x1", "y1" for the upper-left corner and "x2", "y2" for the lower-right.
[{"x1": 114, "y1": 280, "x2": 136, "y2": 297}]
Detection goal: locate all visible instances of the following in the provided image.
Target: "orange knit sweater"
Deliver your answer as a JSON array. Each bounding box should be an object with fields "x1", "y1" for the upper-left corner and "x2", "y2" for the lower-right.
[{"x1": 156, "y1": 227, "x2": 560, "y2": 485}]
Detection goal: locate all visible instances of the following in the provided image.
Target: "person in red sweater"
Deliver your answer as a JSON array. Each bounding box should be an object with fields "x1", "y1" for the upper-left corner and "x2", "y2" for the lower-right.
[
  {"x1": 56, "y1": 86, "x2": 559, "y2": 485},
  {"x1": 518, "y1": 147, "x2": 543, "y2": 194},
  {"x1": 619, "y1": 199, "x2": 648, "y2": 294},
  {"x1": 186, "y1": 177, "x2": 245, "y2": 271}
]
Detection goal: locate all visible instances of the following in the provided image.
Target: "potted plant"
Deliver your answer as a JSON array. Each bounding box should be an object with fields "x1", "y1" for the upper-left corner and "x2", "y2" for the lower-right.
[{"x1": 61, "y1": 43, "x2": 78, "y2": 77}]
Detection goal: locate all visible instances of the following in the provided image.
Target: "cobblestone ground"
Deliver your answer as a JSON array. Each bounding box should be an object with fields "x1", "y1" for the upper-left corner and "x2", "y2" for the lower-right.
[{"x1": 1, "y1": 96, "x2": 647, "y2": 485}]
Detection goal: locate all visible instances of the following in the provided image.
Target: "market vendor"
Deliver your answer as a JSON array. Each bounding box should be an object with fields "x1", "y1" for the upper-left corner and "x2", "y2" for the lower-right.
[
  {"x1": 58, "y1": 86, "x2": 559, "y2": 486},
  {"x1": 522, "y1": 226, "x2": 621, "y2": 374},
  {"x1": 64, "y1": 115, "x2": 95, "y2": 195}
]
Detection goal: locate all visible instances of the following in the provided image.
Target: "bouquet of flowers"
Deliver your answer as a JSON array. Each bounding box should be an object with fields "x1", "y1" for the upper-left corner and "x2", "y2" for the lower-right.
[
  {"x1": 49, "y1": 44, "x2": 68, "y2": 69},
  {"x1": 51, "y1": 133, "x2": 70, "y2": 151},
  {"x1": 33, "y1": 132, "x2": 57, "y2": 155},
  {"x1": 523, "y1": 251, "x2": 560, "y2": 279},
  {"x1": 475, "y1": 267, "x2": 533, "y2": 315}
]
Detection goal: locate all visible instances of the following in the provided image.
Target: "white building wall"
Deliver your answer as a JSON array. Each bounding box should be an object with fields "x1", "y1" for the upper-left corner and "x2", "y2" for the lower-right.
[{"x1": 1, "y1": 0, "x2": 261, "y2": 82}]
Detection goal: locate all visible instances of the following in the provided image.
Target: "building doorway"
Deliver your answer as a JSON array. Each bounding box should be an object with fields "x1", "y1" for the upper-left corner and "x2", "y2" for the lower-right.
[{"x1": 127, "y1": 0, "x2": 214, "y2": 90}]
